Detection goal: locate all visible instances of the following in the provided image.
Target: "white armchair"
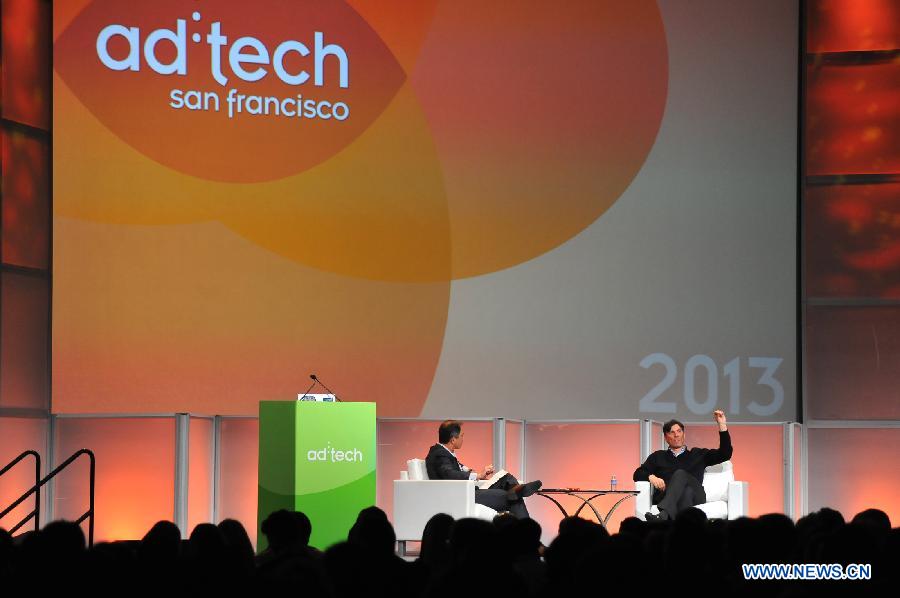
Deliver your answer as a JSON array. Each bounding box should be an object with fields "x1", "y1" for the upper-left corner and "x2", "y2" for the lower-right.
[
  {"x1": 635, "y1": 460, "x2": 749, "y2": 520},
  {"x1": 393, "y1": 458, "x2": 497, "y2": 553}
]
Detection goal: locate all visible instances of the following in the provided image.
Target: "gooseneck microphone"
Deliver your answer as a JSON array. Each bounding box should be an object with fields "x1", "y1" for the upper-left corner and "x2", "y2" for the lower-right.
[
  {"x1": 299, "y1": 375, "x2": 317, "y2": 398},
  {"x1": 309, "y1": 373, "x2": 343, "y2": 402}
]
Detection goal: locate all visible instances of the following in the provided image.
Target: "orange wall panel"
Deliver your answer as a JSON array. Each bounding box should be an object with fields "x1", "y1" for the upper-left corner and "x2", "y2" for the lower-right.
[
  {"x1": 217, "y1": 417, "x2": 258, "y2": 546},
  {"x1": 0, "y1": 417, "x2": 46, "y2": 533},
  {"x1": 808, "y1": 427, "x2": 900, "y2": 523},
  {"x1": 53, "y1": 417, "x2": 175, "y2": 542}
]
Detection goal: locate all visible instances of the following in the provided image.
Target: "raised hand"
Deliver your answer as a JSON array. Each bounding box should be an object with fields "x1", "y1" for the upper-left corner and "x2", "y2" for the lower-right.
[{"x1": 713, "y1": 409, "x2": 727, "y2": 430}]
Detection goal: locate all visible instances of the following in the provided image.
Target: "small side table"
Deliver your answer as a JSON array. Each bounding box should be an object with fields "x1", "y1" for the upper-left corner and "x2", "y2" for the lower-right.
[{"x1": 535, "y1": 489, "x2": 639, "y2": 528}]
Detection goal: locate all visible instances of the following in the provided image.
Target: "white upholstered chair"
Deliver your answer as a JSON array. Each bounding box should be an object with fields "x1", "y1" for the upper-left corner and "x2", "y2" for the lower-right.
[
  {"x1": 635, "y1": 460, "x2": 749, "y2": 520},
  {"x1": 393, "y1": 458, "x2": 497, "y2": 554}
]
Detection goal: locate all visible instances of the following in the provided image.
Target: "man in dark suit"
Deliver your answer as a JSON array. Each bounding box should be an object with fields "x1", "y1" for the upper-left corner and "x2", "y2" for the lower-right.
[
  {"x1": 425, "y1": 420, "x2": 541, "y2": 518},
  {"x1": 633, "y1": 410, "x2": 733, "y2": 521}
]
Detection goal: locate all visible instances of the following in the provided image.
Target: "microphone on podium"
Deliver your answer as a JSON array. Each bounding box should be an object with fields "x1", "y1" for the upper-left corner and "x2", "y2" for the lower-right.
[
  {"x1": 300, "y1": 376, "x2": 317, "y2": 398},
  {"x1": 310, "y1": 373, "x2": 343, "y2": 402}
]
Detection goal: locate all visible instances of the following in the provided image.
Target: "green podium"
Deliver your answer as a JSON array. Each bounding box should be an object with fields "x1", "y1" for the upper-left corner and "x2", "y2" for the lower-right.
[{"x1": 257, "y1": 401, "x2": 376, "y2": 551}]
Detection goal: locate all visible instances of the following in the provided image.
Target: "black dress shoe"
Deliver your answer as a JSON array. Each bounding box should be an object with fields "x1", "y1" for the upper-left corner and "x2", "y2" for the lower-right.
[
  {"x1": 645, "y1": 512, "x2": 660, "y2": 521},
  {"x1": 520, "y1": 480, "x2": 542, "y2": 497},
  {"x1": 508, "y1": 480, "x2": 542, "y2": 500}
]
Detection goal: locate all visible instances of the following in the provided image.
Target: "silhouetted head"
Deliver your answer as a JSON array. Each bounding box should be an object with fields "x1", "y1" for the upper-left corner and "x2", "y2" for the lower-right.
[
  {"x1": 618, "y1": 516, "x2": 647, "y2": 539},
  {"x1": 292, "y1": 511, "x2": 313, "y2": 546},
  {"x1": 139, "y1": 520, "x2": 181, "y2": 563},
  {"x1": 492, "y1": 511, "x2": 518, "y2": 531},
  {"x1": 41, "y1": 520, "x2": 87, "y2": 557},
  {"x1": 851, "y1": 508, "x2": 891, "y2": 532},
  {"x1": 546, "y1": 518, "x2": 608, "y2": 591},
  {"x1": 508, "y1": 517, "x2": 542, "y2": 558},
  {"x1": 348, "y1": 506, "x2": 395, "y2": 557},
  {"x1": 419, "y1": 513, "x2": 454, "y2": 567},
  {"x1": 816, "y1": 507, "x2": 846, "y2": 530},
  {"x1": 261, "y1": 509, "x2": 301, "y2": 551},
  {"x1": 449, "y1": 518, "x2": 500, "y2": 568},
  {"x1": 217, "y1": 519, "x2": 254, "y2": 566},
  {"x1": 0, "y1": 527, "x2": 14, "y2": 562},
  {"x1": 188, "y1": 523, "x2": 226, "y2": 561}
]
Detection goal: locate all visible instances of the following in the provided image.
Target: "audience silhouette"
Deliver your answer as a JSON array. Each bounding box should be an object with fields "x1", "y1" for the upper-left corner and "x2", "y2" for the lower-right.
[{"x1": 0, "y1": 506, "x2": 895, "y2": 595}]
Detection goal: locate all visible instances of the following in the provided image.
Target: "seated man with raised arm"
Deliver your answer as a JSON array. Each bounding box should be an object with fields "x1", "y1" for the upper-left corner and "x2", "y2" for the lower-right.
[
  {"x1": 633, "y1": 410, "x2": 733, "y2": 521},
  {"x1": 425, "y1": 420, "x2": 541, "y2": 519}
]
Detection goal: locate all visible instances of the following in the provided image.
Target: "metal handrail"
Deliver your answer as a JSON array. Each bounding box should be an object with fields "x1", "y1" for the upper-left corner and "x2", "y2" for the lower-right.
[
  {"x1": 0, "y1": 449, "x2": 96, "y2": 546},
  {"x1": 0, "y1": 450, "x2": 42, "y2": 533}
]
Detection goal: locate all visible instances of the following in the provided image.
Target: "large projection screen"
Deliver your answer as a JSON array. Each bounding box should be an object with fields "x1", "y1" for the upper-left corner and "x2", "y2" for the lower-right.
[{"x1": 53, "y1": 0, "x2": 797, "y2": 421}]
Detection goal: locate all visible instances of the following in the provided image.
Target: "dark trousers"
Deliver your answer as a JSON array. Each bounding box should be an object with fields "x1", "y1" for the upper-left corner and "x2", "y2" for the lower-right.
[
  {"x1": 474, "y1": 473, "x2": 530, "y2": 518},
  {"x1": 657, "y1": 469, "x2": 706, "y2": 520}
]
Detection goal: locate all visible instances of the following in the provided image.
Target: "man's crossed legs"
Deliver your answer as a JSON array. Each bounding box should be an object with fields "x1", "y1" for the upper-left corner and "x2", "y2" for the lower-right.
[
  {"x1": 651, "y1": 469, "x2": 707, "y2": 521},
  {"x1": 474, "y1": 473, "x2": 542, "y2": 518}
]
